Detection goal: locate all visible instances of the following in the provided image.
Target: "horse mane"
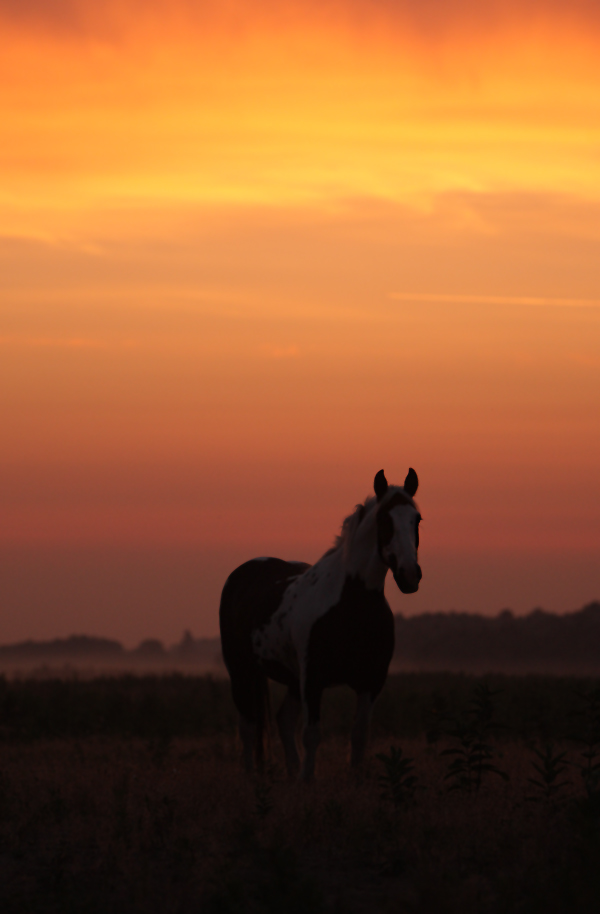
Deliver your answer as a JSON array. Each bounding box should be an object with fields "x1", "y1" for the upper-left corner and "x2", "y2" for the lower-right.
[
  {"x1": 322, "y1": 495, "x2": 377, "y2": 559},
  {"x1": 322, "y1": 485, "x2": 415, "y2": 561}
]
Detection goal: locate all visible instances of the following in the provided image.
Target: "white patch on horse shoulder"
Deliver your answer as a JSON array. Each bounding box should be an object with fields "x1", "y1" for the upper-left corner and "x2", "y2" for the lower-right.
[
  {"x1": 250, "y1": 566, "x2": 324, "y2": 678},
  {"x1": 256, "y1": 539, "x2": 375, "y2": 686},
  {"x1": 253, "y1": 598, "x2": 300, "y2": 677}
]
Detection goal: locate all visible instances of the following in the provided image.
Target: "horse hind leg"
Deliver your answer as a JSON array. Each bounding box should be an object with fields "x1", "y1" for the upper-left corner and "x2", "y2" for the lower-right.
[
  {"x1": 351, "y1": 691, "x2": 374, "y2": 768},
  {"x1": 276, "y1": 688, "x2": 301, "y2": 777},
  {"x1": 239, "y1": 715, "x2": 257, "y2": 773},
  {"x1": 230, "y1": 668, "x2": 269, "y2": 773}
]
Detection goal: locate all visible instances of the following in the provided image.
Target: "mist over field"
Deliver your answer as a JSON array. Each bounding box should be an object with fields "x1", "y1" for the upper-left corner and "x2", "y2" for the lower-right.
[{"x1": 2, "y1": 602, "x2": 600, "y2": 677}]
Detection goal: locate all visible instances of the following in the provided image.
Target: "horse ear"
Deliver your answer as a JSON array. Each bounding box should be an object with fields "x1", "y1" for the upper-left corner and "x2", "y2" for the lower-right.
[
  {"x1": 404, "y1": 467, "x2": 418, "y2": 496},
  {"x1": 374, "y1": 469, "x2": 388, "y2": 501}
]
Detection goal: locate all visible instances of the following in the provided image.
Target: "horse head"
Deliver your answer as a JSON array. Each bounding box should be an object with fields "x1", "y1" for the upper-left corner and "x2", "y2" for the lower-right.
[{"x1": 374, "y1": 468, "x2": 422, "y2": 594}]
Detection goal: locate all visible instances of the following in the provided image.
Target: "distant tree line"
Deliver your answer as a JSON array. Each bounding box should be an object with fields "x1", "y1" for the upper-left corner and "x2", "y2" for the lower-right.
[
  {"x1": 393, "y1": 601, "x2": 600, "y2": 674},
  {"x1": 0, "y1": 630, "x2": 222, "y2": 671},
  {"x1": 1, "y1": 603, "x2": 599, "y2": 674}
]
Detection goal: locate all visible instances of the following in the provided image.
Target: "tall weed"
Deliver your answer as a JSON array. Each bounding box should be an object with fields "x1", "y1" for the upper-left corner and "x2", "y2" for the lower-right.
[{"x1": 441, "y1": 683, "x2": 509, "y2": 792}]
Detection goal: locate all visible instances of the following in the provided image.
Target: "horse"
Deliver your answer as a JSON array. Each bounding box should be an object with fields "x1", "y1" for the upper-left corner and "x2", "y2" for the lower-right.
[{"x1": 219, "y1": 468, "x2": 422, "y2": 781}]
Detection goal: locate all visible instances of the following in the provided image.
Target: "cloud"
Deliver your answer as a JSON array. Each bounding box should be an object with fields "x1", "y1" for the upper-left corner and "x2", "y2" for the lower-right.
[
  {"x1": 0, "y1": 335, "x2": 101, "y2": 348},
  {"x1": 1, "y1": 0, "x2": 600, "y2": 41},
  {"x1": 389, "y1": 292, "x2": 600, "y2": 308}
]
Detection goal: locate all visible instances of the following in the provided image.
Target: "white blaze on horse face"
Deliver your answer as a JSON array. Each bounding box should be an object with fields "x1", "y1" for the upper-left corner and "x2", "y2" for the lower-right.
[
  {"x1": 345, "y1": 508, "x2": 389, "y2": 590},
  {"x1": 382, "y1": 504, "x2": 421, "y2": 592}
]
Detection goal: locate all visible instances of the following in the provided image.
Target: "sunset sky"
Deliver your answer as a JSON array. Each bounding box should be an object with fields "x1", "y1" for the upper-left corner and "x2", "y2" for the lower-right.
[{"x1": 1, "y1": 0, "x2": 599, "y2": 644}]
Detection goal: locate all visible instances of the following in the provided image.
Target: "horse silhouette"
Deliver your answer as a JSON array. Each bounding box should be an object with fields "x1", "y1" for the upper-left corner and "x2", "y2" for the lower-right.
[{"x1": 219, "y1": 468, "x2": 421, "y2": 780}]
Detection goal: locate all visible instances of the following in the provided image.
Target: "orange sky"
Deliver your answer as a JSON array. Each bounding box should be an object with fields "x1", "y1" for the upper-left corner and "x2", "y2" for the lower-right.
[{"x1": 1, "y1": 0, "x2": 599, "y2": 643}]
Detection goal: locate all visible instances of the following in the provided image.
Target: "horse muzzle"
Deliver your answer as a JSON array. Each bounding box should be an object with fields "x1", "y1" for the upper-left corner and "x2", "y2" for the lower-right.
[{"x1": 393, "y1": 564, "x2": 422, "y2": 594}]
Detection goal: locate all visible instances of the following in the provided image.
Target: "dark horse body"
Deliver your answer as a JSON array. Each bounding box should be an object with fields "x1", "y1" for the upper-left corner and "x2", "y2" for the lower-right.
[{"x1": 219, "y1": 469, "x2": 421, "y2": 780}]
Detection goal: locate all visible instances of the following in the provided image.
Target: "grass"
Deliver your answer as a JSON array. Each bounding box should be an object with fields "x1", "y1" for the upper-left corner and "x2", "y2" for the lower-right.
[
  {"x1": 2, "y1": 672, "x2": 600, "y2": 912},
  {"x1": 1, "y1": 670, "x2": 597, "y2": 741}
]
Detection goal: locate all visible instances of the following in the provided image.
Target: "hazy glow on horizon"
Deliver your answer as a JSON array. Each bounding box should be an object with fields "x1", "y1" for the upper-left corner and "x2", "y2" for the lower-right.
[{"x1": 0, "y1": 0, "x2": 599, "y2": 642}]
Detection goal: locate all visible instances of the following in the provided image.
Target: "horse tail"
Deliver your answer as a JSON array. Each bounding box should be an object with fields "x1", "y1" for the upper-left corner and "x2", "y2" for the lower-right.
[{"x1": 254, "y1": 669, "x2": 271, "y2": 770}]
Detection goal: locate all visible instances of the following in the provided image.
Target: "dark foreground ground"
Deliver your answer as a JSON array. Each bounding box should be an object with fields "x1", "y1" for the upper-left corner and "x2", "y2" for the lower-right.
[{"x1": 2, "y1": 673, "x2": 600, "y2": 913}]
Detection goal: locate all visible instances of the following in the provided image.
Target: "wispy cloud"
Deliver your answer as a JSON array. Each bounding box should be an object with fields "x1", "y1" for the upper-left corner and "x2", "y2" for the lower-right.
[
  {"x1": 2, "y1": 1, "x2": 600, "y2": 37},
  {"x1": 390, "y1": 292, "x2": 600, "y2": 308},
  {"x1": 0, "y1": 335, "x2": 138, "y2": 349}
]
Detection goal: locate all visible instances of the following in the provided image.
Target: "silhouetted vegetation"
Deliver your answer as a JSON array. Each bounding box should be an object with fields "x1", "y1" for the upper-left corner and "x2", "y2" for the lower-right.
[
  {"x1": 440, "y1": 683, "x2": 509, "y2": 792},
  {"x1": 1, "y1": 671, "x2": 600, "y2": 742},
  {"x1": 2, "y1": 673, "x2": 600, "y2": 911},
  {"x1": 0, "y1": 674, "x2": 236, "y2": 740},
  {"x1": 394, "y1": 600, "x2": 600, "y2": 673}
]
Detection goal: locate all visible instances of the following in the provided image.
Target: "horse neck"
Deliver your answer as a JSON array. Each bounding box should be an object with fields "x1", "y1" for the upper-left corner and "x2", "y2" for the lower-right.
[{"x1": 338, "y1": 514, "x2": 388, "y2": 592}]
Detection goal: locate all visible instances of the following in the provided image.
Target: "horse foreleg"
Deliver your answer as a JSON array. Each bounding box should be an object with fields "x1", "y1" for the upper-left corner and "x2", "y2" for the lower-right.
[
  {"x1": 239, "y1": 716, "x2": 257, "y2": 773},
  {"x1": 276, "y1": 690, "x2": 302, "y2": 777},
  {"x1": 300, "y1": 683, "x2": 322, "y2": 782},
  {"x1": 301, "y1": 721, "x2": 321, "y2": 782},
  {"x1": 351, "y1": 691, "x2": 373, "y2": 768}
]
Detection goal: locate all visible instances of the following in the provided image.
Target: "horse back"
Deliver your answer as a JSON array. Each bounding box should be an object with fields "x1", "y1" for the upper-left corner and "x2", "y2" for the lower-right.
[{"x1": 219, "y1": 558, "x2": 310, "y2": 671}]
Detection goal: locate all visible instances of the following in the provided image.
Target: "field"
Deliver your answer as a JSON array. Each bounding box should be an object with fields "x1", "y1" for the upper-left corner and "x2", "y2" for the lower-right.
[{"x1": 2, "y1": 673, "x2": 600, "y2": 913}]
